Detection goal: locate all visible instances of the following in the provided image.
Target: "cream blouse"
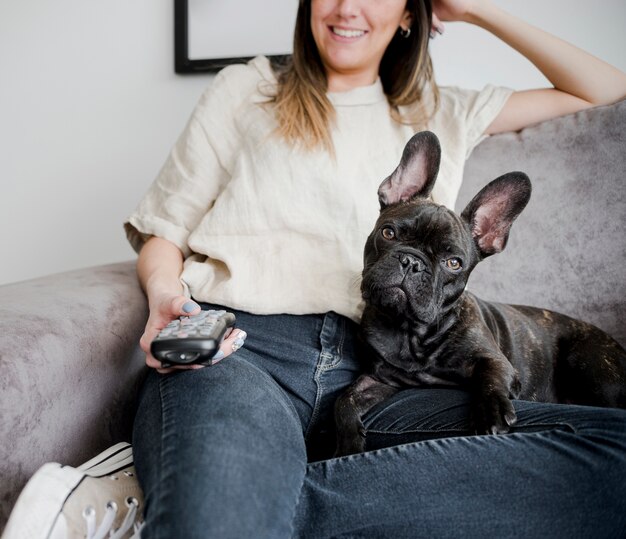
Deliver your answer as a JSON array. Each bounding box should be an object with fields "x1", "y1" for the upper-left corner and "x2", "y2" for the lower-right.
[{"x1": 125, "y1": 56, "x2": 512, "y2": 321}]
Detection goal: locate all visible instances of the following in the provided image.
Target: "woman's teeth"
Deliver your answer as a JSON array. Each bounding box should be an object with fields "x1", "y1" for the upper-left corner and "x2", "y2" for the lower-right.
[{"x1": 332, "y1": 27, "x2": 366, "y2": 38}]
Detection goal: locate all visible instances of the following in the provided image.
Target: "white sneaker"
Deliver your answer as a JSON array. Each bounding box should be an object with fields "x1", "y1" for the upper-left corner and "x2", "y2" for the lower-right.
[{"x1": 2, "y1": 442, "x2": 144, "y2": 539}]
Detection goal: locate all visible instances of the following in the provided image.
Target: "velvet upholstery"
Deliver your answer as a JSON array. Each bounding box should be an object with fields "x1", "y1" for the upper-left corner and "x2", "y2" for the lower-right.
[
  {"x1": 0, "y1": 99, "x2": 624, "y2": 532},
  {"x1": 0, "y1": 262, "x2": 148, "y2": 530},
  {"x1": 456, "y1": 99, "x2": 625, "y2": 348}
]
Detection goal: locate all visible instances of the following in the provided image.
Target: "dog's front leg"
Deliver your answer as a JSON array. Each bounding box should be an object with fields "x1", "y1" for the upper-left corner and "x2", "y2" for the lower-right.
[
  {"x1": 334, "y1": 374, "x2": 399, "y2": 456},
  {"x1": 471, "y1": 356, "x2": 520, "y2": 435}
]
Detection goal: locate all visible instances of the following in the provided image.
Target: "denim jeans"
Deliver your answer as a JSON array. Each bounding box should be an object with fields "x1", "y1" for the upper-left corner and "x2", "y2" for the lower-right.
[{"x1": 133, "y1": 306, "x2": 626, "y2": 538}]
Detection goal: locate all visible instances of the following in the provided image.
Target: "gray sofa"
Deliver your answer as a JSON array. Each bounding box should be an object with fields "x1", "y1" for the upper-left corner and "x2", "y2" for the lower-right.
[{"x1": 1, "y1": 99, "x2": 624, "y2": 532}]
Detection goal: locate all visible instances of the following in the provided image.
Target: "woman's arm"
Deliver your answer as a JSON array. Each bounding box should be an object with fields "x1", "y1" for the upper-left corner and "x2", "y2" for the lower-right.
[
  {"x1": 137, "y1": 236, "x2": 186, "y2": 304},
  {"x1": 431, "y1": 0, "x2": 626, "y2": 134}
]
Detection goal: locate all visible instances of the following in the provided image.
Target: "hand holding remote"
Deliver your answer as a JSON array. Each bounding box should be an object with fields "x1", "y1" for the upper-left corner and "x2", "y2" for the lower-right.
[
  {"x1": 140, "y1": 295, "x2": 246, "y2": 374},
  {"x1": 151, "y1": 309, "x2": 236, "y2": 367}
]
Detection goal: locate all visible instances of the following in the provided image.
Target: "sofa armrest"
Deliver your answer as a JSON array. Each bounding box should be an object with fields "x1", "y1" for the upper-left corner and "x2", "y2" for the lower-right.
[{"x1": 0, "y1": 261, "x2": 148, "y2": 529}]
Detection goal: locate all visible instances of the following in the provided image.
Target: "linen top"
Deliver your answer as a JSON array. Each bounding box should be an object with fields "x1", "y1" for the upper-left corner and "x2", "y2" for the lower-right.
[{"x1": 125, "y1": 56, "x2": 512, "y2": 321}]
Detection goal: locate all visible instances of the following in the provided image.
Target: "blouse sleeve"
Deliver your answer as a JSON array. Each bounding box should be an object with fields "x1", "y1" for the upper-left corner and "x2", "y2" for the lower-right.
[
  {"x1": 438, "y1": 84, "x2": 514, "y2": 159},
  {"x1": 124, "y1": 66, "x2": 246, "y2": 257},
  {"x1": 420, "y1": 84, "x2": 513, "y2": 210}
]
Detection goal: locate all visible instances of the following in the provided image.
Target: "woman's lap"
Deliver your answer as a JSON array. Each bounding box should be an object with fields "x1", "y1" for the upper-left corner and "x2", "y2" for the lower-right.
[
  {"x1": 133, "y1": 309, "x2": 626, "y2": 538},
  {"x1": 133, "y1": 308, "x2": 360, "y2": 537}
]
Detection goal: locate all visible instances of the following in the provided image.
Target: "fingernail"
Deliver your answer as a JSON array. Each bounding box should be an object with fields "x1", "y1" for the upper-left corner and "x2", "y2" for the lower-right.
[
  {"x1": 182, "y1": 301, "x2": 198, "y2": 313},
  {"x1": 213, "y1": 350, "x2": 225, "y2": 361}
]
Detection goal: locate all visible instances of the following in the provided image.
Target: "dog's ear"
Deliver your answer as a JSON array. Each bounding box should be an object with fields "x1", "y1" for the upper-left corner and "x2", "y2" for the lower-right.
[
  {"x1": 378, "y1": 131, "x2": 441, "y2": 209},
  {"x1": 461, "y1": 172, "x2": 531, "y2": 258}
]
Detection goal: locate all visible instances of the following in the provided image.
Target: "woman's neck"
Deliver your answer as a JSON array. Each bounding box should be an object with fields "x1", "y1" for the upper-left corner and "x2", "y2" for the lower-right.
[{"x1": 326, "y1": 70, "x2": 378, "y2": 93}]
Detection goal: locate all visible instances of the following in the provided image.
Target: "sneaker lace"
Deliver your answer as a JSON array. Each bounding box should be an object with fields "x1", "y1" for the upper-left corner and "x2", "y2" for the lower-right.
[{"x1": 82, "y1": 496, "x2": 145, "y2": 539}]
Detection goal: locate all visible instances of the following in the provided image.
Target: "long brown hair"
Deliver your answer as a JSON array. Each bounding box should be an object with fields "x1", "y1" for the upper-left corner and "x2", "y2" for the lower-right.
[{"x1": 267, "y1": 0, "x2": 439, "y2": 152}]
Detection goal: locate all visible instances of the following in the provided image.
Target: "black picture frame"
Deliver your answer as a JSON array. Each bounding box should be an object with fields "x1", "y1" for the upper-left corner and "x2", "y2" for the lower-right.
[{"x1": 174, "y1": 0, "x2": 291, "y2": 74}]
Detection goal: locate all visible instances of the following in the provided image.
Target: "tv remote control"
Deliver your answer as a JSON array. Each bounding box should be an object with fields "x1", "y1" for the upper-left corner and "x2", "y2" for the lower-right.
[{"x1": 151, "y1": 310, "x2": 236, "y2": 368}]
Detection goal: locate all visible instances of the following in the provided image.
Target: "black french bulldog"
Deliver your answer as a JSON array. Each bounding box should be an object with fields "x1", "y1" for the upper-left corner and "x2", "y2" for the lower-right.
[{"x1": 335, "y1": 131, "x2": 626, "y2": 456}]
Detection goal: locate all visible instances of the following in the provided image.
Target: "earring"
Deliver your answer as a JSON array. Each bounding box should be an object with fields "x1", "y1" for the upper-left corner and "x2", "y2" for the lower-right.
[{"x1": 399, "y1": 26, "x2": 411, "y2": 38}]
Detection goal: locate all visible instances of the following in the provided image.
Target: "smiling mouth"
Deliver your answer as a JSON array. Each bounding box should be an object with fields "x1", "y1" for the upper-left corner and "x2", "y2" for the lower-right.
[{"x1": 331, "y1": 26, "x2": 367, "y2": 38}]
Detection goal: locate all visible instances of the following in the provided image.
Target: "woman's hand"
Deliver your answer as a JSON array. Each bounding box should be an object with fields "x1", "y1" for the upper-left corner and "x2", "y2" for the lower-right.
[
  {"x1": 430, "y1": 0, "x2": 483, "y2": 34},
  {"x1": 140, "y1": 294, "x2": 246, "y2": 374},
  {"x1": 135, "y1": 237, "x2": 247, "y2": 374}
]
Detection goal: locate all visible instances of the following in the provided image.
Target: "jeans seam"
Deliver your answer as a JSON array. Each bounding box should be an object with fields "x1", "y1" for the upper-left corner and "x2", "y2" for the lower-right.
[
  {"x1": 366, "y1": 421, "x2": 578, "y2": 436},
  {"x1": 152, "y1": 375, "x2": 169, "y2": 539},
  {"x1": 321, "y1": 317, "x2": 346, "y2": 370},
  {"x1": 367, "y1": 427, "x2": 468, "y2": 435},
  {"x1": 155, "y1": 374, "x2": 187, "y2": 539},
  {"x1": 306, "y1": 427, "x2": 584, "y2": 473},
  {"x1": 305, "y1": 352, "x2": 327, "y2": 439},
  {"x1": 305, "y1": 316, "x2": 346, "y2": 439},
  {"x1": 319, "y1": 351, "x2": 336, "y2": 369}
]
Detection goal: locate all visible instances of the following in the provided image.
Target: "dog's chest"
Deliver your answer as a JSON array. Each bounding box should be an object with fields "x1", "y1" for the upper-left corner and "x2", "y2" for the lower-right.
[{"x1": 368, "y1": 330, "x2": 461, "y2": 388}]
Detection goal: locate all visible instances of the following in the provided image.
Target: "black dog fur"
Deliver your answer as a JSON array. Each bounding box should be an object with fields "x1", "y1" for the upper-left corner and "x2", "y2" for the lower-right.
[{"x1": 334, "y1": 131, "x2": 626, "y2": 456}]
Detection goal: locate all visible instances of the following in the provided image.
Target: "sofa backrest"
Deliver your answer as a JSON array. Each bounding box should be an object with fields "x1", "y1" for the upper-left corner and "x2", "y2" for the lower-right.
[{"x1": 456, "y1": 99, "x2": 625, "y2": 348}]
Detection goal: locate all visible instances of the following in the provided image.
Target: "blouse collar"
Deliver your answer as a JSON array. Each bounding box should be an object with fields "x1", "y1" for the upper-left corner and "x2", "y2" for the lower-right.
[{"x1": 327, "y1": 78, "x2": 386, "y2": 106}]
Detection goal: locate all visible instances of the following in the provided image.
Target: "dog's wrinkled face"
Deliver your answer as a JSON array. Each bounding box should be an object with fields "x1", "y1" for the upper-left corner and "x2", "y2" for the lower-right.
[
  {"x1": 362, "y1": 131, "x2": 531, "y2": 324},
  {"x1": 362, "y1": 200, "x2": 477, "y2": 323}
]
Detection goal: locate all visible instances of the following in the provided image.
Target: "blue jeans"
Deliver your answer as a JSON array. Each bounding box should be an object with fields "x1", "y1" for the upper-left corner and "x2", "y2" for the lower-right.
[{"x1": 133, "y1": 307, "x2": 626, "y2": 538}]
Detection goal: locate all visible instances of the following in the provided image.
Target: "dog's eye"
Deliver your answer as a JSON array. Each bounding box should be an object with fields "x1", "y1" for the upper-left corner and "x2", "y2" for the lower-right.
[
  {"x1": 381, "y1": 227, "x2": 396, "y2": 240},
  {"x1": 445, "y1": 258, "x2": 462, "y2": 271}
]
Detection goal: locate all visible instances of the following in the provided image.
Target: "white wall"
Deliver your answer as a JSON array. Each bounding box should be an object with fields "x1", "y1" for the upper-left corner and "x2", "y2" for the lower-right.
[
  {"x1": 429, "y1": 0, "x2": 626, "y2": 90},
  {"x1": 1, "y1": 1, "x2": 625, "y2": 285},
  {"x1": 0, "y1": 0, "x2": 208, "y2": 285}
]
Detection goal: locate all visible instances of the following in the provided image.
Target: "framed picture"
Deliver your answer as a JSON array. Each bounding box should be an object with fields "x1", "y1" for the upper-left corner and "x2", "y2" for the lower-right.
[{"x1": 175, "y1": 0, "x2": 298, "y2": 73}]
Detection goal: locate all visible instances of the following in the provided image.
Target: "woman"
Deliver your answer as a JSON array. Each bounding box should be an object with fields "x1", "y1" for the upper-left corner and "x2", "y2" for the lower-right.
[
  {"x1": 9, "y1": 1, "x2": 626, "y2": 538},
  {"x1": 126, "y1": 2, "x2": 626, "y2": 537}
]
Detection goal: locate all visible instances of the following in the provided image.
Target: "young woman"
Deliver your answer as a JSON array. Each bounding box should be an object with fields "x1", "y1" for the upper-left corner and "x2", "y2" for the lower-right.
[{"x1": 8, "y1": 1, "x2": 626, "y2": 538}]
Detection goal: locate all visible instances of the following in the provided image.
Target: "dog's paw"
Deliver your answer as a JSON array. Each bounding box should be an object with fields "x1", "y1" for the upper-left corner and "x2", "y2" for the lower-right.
[
  {"x1": 509, "y1": 372, "x2": 522, "y2": 399},
  {"x1": 334, "y1": 429, "x2": 366, "y2": 457},
  {"x1": 473, "y1": 393, "x2": 517, "y2": 435}
]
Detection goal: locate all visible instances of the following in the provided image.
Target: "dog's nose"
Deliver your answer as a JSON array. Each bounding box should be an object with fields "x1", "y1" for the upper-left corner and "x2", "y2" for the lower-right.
[{"x1": 399, "y1": 252, "x2": 425, "y2": 273}]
